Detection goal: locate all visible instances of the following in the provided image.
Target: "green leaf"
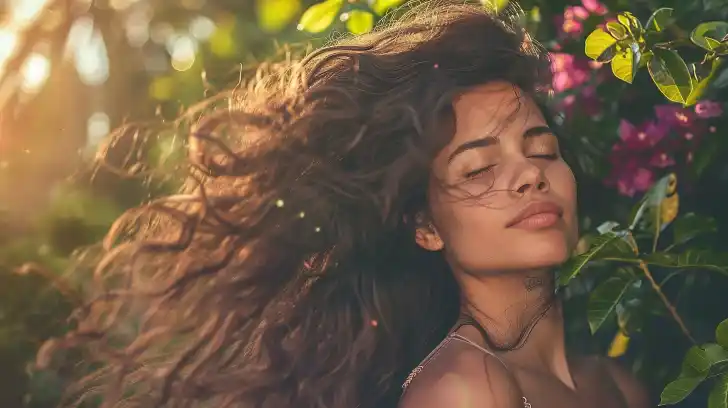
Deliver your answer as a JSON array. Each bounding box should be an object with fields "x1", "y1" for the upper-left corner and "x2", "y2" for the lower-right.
[
  {"x1": 660, "y1": 376, "x2": 705, "y2": 405},
  {"x1": 648, "y1": 48, "x2": 693, "y2": 104},
  {"x1": 672, "y1": 213, "x2": 717, "y2": 246},
  {"x1": 585, "y1": 28, "x2": 618, "y2": 61},
  {"x1": 606, "y1": 21, "x2": 628, "y2": 40},
  {"x1": 686, "y1": 59, "x2": 724, "y2": 106},
  {"x1": 684, "y1": 345, "x2": 712, "y2": 375},
  {"x1": 558, "y1": 233, "x2": 634, "y2": 285},
  {"x1": 691, "y1": 22, "x2": 728, "y2": 52},
  {"x1": 345, "y1": 10, "x2": 374, "y2": 35},
  {"x1": 587, "y1": 276, "x2": 634, "y2": 333},
  {"x1": 640, "y1": 251, "x2": 728, "y2": 278},
  {"x1": 256, "y1": 0, "x2": 302, "y2": 33},
  {"x1": 297, "y1": 0, "x2": 343, "y2": 33},
  {"x1": 611, "y1": 43, "x2": 639, "y2": 84},
  {"x1": 709, "y1": 375, "x2": 728, "y2": 408},
  {"x1": 717, "y1": 319, "x2": 728, "y2": 350},
  {"x1": 371, "y1": 0, "x2": 406, "y2": 15},
  {"x1": 646, "y1": 8, "x2": 674, "y2": 33},
  {"x1": 482, "y1": 0, "x2": 510, "y2": 12}
]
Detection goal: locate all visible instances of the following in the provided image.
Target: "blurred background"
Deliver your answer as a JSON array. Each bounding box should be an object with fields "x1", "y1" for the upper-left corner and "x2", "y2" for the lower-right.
[{"x1": 0, "y1": 0, "x2": 726, "y2": 407}]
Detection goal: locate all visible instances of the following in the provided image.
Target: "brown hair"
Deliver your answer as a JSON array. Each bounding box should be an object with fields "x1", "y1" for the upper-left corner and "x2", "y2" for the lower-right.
[{"x1": 40, "y1": 1, "x2": 553, "y2": 407}]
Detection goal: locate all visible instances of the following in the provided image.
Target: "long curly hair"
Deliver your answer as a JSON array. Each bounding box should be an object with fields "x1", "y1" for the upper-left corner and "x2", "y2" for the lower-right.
[{"x1": 40, "y1": 1, "x2": 554, "y2": 407}]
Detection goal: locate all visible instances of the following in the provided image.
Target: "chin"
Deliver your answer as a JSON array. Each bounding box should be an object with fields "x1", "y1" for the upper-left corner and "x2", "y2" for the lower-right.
[{"x1": 514, "y1": 233, "x2": 572, "y2": 269}]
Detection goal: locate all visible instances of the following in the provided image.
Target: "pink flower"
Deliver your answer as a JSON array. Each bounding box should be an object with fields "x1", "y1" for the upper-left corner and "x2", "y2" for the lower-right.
[
  {"x1": 565, "y1": 6, "x2": 590, "y2": 21},
  {"x1": 582, "y1": 0, "x2": 608, "y2": 15},
  {"x1": 606, "y1": 159, "x2": 655, "y2": 197},
  {"x1": 655, "y1": 105, "x2": 694, "y2": 128},
  {"x1": 618, "y1": 120, "x2": 668, "y2": 150},
  {"x1": 649, "y1": 151, "x2": 675, "y2": 168},
  {"x1": 695, "y1": 100, "x2": 723, "y2": 119}
]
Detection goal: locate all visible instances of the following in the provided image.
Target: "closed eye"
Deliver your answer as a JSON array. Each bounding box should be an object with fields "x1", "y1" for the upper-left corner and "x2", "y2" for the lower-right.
[
  {"x1": 528, "y1": 153, "x2": 559, "y2": 160},
  {"x1": 464, "y1": 165, "x2": 495, "y2": 179}
]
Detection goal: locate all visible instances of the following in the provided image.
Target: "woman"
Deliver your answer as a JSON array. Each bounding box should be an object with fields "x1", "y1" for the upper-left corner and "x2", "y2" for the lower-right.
[{"x1": 41, "y1": 1, "x2": 651, "y2": 407}]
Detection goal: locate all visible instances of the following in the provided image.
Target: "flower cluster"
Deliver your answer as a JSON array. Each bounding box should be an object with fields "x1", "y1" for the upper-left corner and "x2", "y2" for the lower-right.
[
  {"x1": 605, "y1": 101, "x2": 723, "y2": 197},
  {"x1": 555, "y1": 0, "x2": 608, "y2": 39},
  {"x1": 550, "y1": 52, "x2": 604, "y2": 117}
]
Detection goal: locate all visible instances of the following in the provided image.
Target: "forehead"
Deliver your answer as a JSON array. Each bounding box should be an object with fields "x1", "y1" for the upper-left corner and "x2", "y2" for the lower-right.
[{"x1": 447, "y1": 82, "x2": 544, "y2": 145}]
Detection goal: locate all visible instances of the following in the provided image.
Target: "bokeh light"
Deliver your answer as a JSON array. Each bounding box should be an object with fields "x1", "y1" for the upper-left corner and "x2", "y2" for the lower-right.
[
  {"x1": 86, "y1": 112, "x2": 110, "y2": 147},
  {"x1": 20, "y1": 53, "x2": 50, "y2": 93}
]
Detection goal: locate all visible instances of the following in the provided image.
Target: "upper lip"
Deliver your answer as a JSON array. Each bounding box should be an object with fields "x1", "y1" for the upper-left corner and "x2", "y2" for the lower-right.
[{"x1": 506, "y1": 200, "x2": 563, "y2": 227}]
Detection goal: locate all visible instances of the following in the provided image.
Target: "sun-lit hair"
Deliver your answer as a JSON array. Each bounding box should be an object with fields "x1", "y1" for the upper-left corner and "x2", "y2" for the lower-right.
[{"x1": 39, "y1": 1, "x2": 554, "y2": 407}]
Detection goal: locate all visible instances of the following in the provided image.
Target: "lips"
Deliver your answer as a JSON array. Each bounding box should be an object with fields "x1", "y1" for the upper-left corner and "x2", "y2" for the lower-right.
[{"x1": 505, "y1": 200, "x2": 564, "y2": 228}]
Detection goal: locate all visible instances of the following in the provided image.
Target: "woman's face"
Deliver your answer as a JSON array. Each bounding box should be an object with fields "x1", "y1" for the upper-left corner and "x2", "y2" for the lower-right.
[{"x1": 416, "y1": 82, "x2": 578, "y2": 275}]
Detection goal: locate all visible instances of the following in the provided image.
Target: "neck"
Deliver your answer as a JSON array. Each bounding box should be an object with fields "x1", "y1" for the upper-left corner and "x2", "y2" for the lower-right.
[{"x1": 456, "y1": 268, "x2": 572, "y2": 385}]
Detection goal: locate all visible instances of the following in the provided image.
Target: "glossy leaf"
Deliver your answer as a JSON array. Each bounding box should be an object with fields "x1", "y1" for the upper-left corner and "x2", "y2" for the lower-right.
[
  {"x1": 691, "y1": 22, "x2": 728, "y2": 52},
  {"x1": 588, "y1": 276, "x2": 634, "y2": 333},
  {"x1": 371, "y1": 0, "x2": 406, "y2": 15},
  {"x1": 346, "y1": 10, "x2": 374, "y2": 35},
  {"x1": 709, "y1": 375, "x2": 728, "y2": 408},
  {"x1": 611, "y1": 43, "x2": 639, "y2": 84},
  {"x1": 717, "y1": 319, "x2": 728, "y2": 350},
  {"x1": 606, "y1": 21, "x2": 628, "y2": 40},
  {"x1": 672, "y1": 213, "x2": 717, "y2": 246},
  {"x1": 646, "y1": 8, "x2": 674, "y2": 32},
  {"x1": 585, "y1": 28, "x2": 618, "y2": 61},
  {"x1": 648, "y1": 48, "x2": 693, "y2": 105},
  {"x1": 558, "y1": 233, "x2": 633, "y2": 285},
  {"x1": 298, "y1": 0, "x2": 343, "y2": 33},
  {"x1": 617, "y1": 12, "x2": 642, "y2": 39}
]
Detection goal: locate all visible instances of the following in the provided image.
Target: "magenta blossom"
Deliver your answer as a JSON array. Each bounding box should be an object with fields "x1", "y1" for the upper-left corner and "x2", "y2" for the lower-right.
[
  {"x1": 695, "y1": 100, "x2": 723, "y2": 119},
  {"x1": 582, "y1": 0, "x2": 608, "y2": 15},
  {"x1": 655, "y1": 104, "x2": 694, "y2": 128},
  {"x1": 556, "y1": 0, "x2": 608, "y2": 38},
  {"x1": 618, "y1": 119, "x2": 668, "y2": 150}
]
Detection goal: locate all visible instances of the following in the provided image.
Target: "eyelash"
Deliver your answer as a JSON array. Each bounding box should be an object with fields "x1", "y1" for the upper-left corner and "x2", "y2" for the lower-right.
[{"x1": 463, "y1": 154, "x2": 559, "y2": 179}]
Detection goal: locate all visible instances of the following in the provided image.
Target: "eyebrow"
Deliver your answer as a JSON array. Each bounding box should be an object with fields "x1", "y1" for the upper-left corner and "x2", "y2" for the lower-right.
[{"x1": 447, "y1": 125, "x2": 554, "y2": 163}]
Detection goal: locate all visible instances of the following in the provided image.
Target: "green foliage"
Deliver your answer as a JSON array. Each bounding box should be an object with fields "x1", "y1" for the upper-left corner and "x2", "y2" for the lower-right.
[
  {"x1": 298, "y1": 0, "x2": 343, "y2": 33},
  {"x1": 559, "y1": 172, "x2": 728, "y2": 406},
  {"x1": 584, "y1": 8, "x2": 726, "y2": 106}
]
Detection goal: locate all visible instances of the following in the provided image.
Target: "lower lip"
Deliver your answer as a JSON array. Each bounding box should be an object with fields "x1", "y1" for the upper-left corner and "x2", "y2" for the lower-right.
[{"x1": 509, "y1": 213, "x2": 561, "y2": 230}]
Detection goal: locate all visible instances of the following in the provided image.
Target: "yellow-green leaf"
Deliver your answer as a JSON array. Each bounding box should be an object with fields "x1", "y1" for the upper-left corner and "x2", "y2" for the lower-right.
[
  {"x1": 256, "y1": 0, "x2": 302, "y2": 33},
  {"x1": 585, "y1": 28, "x2": 618, "y2": 61},
  {"x1": 606, "y1": 21, "x2": 628, "y2": 40},
  {"x1": 648, "y1": 48, "x2": 693, "y2": 104},
  {"x1": 617, "y1": 12, "x2": 642, "y2": 39},
  {"x1": 345, "y1": 10, "x2": 374, "y2": 35},
  {"x1": 691, "y1": 22, "x2": 728, "y2": 52},
  {"x1": 611, "y1": 44, "x2": 639, "y2": 84},
  {"x1": 686, "y1": 59, "x2": 723, "y2": 106},
  {"x1": 371, "y1": 0, "x2": 406, "y2": 16},
  {"x1": 482, "y1": 0, "x2": 510, "y2": 12},
  {"x1": 298, "y1": 0, "x2": 343, "y2": 33}
]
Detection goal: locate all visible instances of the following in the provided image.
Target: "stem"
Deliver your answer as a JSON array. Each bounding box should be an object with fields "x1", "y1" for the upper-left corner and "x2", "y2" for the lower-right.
[
  {"x1": 626, "y1": 233, "x2": 697, "y2": 345},
  {"x1": 637, "y1": 260, "x2": 697, "y2": 345}
]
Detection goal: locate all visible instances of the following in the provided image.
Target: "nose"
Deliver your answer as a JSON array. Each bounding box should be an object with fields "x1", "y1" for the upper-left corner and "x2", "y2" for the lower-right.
[{"x1": 513, "y1": 161, "x2": 549, "y2": 195}]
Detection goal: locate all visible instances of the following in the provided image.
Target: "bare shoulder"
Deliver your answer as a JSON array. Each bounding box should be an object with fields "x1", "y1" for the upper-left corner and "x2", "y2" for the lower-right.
[
  {"x1": 599, "y1": 357, "x2": 651, "y2": 408},
  {"x1": 398, "y1": 340, "x2": 525, "y2": 408}
]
